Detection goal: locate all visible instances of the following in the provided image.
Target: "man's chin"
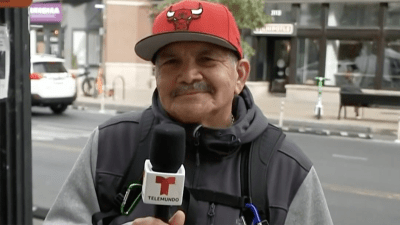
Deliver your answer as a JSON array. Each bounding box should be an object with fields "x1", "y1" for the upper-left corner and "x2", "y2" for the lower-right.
[{"x1": 169, "y1": 107, "x2": 209, "y2": 124}]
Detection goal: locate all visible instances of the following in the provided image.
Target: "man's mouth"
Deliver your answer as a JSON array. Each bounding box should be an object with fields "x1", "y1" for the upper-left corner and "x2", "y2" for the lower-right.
[
  {"x1": 178, "y1": 91, "x2": 205, "y2": 96},
  {"x1": 172, "y1": 82, "x2": 213, "y2": 97}
]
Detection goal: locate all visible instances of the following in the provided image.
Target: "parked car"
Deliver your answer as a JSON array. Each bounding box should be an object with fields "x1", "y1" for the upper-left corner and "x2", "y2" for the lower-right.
[{"x1": 30, "y1": 54, "x2": 77, "y2": 114}]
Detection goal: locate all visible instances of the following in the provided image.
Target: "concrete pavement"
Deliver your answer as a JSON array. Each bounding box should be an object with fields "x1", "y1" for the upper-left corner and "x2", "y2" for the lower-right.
[{"x1": 72, "y1": 88, "x2": 400, "y2": 142}]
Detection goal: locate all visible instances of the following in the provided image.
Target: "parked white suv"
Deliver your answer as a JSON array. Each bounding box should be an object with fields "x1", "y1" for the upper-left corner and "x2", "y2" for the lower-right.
[{"x1": 30, "y1": 54, "x2": 77, "y2": 114}]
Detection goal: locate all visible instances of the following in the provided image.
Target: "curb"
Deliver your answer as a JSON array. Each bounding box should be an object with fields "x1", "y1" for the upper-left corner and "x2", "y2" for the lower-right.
[
  {"x1": 279, "y1": 126, "x2": 373, "y2": 139},
  {"x1": 72, "y1": 101, "x2": 148, "y2": 113},
  {"x1": 268, "y1": 118, "x2": 373, "y2": 139}
]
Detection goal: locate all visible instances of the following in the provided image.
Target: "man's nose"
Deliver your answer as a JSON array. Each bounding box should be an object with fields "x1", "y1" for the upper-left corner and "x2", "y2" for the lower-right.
[{"x1": 177, "y1": 59, "x2": 203, "y2": 84}]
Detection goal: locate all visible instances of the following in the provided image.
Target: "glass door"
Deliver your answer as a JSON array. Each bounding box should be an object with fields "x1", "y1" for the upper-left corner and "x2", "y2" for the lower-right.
[{"x1": 269, "y1": 38, "x2": 291, "y2": 93}]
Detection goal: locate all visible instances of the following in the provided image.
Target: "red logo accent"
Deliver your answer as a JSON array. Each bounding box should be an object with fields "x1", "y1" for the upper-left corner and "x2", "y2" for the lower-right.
[
  {"x1": 166, "y1": 3, "x2": 203, "y2": 31},
  {"x1": 156, "y1": 176, "x2": 176, "y2": 195}
]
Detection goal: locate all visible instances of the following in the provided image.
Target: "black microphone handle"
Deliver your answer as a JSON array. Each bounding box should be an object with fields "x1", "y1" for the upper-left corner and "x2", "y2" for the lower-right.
[
  {"x1": 155, "y1": 205, "x2": 170, "y2": 223},
  {"x1": 150, "y1": 124, "x2": 186, "y2": 222}
]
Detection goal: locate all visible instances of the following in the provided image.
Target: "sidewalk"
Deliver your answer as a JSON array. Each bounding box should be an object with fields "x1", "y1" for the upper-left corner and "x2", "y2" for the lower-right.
[{"x1": 72, "y1": 90, "x2": 400, "y2": 142}]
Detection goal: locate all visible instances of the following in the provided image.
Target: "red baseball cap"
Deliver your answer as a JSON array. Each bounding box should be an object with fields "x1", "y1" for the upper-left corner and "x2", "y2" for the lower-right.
[{"x1": 135, "y1": 0, "x2": 243, "y2": 62}]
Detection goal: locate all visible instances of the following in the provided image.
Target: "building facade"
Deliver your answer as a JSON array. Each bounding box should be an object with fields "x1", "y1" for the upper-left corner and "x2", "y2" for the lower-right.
[
  {"x1": 103, "y1": 0, "x2": 154, "y2": 102},
  {"x1": 30, "y1": 1, "x2": 63, "y2": 57},
  {"x1": 30, "y1": 0, "x2": 103, "y2": 78},
  {"x1": 31, "y1": 0, "x2": 400, "y2": 103},
  {"x1": 250, "y1": 0, "x2": 400, "y2": 93}
]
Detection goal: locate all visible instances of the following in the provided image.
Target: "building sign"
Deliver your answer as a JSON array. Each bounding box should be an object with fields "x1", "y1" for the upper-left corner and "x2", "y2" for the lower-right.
[
  {"x1": 0, "y1": 26, "x2": 10, "y2": 100},
  {"x1": 30, "y1": 3, "x2": 63, "y2": 23},
  {"x1": 253, "y1": 23, "x2": 295, "y2": 36},
  {"x1": 271, "y1": 10, "x2": 282, "y2": 16}
]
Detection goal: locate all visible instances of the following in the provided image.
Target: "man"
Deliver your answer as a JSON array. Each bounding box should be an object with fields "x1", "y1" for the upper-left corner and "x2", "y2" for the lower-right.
[{"x1": 44, "y1": 1, "x2": 333, "y2": 224}]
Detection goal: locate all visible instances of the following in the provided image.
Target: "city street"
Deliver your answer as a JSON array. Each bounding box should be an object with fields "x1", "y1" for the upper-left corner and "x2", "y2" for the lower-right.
[{"x1": 31, "y1": 107, "x2": 400, "y2": 225}]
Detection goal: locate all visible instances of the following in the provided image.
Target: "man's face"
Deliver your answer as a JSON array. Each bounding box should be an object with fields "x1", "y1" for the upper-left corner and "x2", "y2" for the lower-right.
[{"x1": 155, "y1": 42, "x2": 249, "y2": 128}]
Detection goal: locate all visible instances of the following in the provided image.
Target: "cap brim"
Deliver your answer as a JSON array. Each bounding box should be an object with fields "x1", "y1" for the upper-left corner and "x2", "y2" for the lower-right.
[{"x1": 135, "y1": 32, "x2": 238, "y2": 61}]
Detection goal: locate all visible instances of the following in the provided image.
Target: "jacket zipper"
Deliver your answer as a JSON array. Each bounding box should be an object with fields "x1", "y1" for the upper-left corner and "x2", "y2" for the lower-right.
[
  {"x1": 193, "y1": 126, "x2": 201, "y2": 186},
  {"x1": 207, "y1": 202, "x2": 216, "y2": 225}
]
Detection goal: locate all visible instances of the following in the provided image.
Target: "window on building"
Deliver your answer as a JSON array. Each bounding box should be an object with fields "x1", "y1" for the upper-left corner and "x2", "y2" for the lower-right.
[
  {"x1": 264, "y1": 3, "x2": 293, "y2": 23},
  {"x1": 36, "y1": 28, "x2": 45, "y2": 54},
  {"x1": 383, "y1": 39, "x2": 400, "y2": 90},
  {"x1": 88, "y1": 31, "x2": 101, "y2": 65},
  {"x1": 50, "y1": 29, "x2": 59, "y2": 56},
  {"x1": 72, "y1": 29, "x2": 101, "y2": 68},
  {"x1": 73, "y1": 31, "x2": 86, "y2": 67},
  {"x1": 327, "y1": 3, "x2": 379, "y2": 27},
  {"x1": 325, "y1": 40, "x2": 376, "y2": 88},
  {"x1": 387, "y1": 3, "x2": 400, "y2": 27},
  {"x1": 299, "y1": 4, "x2": 321, "y2": 27},
  {"x1": 296, "y1": 38, "x2": 320, "y2": 84}
]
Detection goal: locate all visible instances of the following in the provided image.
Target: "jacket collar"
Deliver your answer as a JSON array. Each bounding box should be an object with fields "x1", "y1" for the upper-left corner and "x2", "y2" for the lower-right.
[{"x1": 151, "y1": 86, "x2": 269, "y2": 158}]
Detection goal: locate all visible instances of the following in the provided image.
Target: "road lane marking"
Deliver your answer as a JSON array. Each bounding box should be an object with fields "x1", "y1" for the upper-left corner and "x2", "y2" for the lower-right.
[
  {"x1": 323, "y1": 183, "x2": 400, "y2": 201},
  {"x1": 358, "y1": 133, "x2": 367, "y2": 138},
  {"x1": 33, "y1": 141, "x2": 82, "y2": 152},
  {"x1": 332, "y1": 154, "x2": 368, "y2": 161},
  {"x1": 32, "y1": 124, "x2": 92, "y2": 142}
]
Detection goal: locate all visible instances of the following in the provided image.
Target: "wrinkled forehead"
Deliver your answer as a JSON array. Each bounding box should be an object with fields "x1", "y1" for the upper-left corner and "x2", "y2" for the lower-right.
[{"x1": 154, "y1": 41, "x2": 235, "y2": 63}]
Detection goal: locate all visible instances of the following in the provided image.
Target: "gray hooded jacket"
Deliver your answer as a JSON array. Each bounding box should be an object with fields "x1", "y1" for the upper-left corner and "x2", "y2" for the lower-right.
[{"x1": 44, "y1": 86, "x2": 333, "y2": 225}]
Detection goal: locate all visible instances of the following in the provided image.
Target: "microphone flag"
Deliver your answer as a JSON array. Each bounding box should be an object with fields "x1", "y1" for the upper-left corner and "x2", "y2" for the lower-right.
[{"x1": 142, "y1": 159, "x2": 185, "y2": 206}]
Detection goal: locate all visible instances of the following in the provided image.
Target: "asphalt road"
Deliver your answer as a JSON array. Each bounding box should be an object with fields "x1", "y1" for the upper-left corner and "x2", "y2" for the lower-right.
[
  {"x1": 289, "y1": 133, "x2": 400, "y2": 225},
  {"x1": 31, "y1": 106, "x2": 400, "y2": 225}
]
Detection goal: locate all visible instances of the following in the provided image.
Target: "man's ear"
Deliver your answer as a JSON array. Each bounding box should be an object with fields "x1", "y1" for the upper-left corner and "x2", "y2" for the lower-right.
[{"x1": 234, "y1": 59, "x2": 250, "y2": 95}]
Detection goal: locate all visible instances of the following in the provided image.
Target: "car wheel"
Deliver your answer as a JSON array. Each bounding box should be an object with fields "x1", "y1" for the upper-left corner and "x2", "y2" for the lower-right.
[{"x1": 50, "y1": 104, "x2": 68, "y2": 114}]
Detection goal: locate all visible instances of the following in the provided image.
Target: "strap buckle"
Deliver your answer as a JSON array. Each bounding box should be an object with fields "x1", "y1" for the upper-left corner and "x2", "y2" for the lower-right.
[{"x1": 120, "y1": 183, "x2": 142, "y2": 215}]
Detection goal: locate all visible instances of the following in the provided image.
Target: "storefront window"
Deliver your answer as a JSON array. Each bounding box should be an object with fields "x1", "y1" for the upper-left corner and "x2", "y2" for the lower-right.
[
  {"x1": 265, "y1": 3, "x2": 293, "y2": 23},
  {"x1": 387, "y1": 3, "x2": 400, "y2": 27},
  {"x1": 296, "y1": 38, "x2": 320, "y2": 84},
  {"x1": 88, "y1": 31, "x2": 101, "y2": 65},
  {"x1": 325, "y1": 40, "x2": 376, "y2": 88},
  {"x1": 35, "y1": 28, "x2": 45, "y2": 54},
  {"x1": 72, "y1": 30, "x2": 101, "y2": 68},
  {"x1": 50, "y1": 29, "x2": 59, "y2": 56},
  {"x1": 383, "y1": 40, "x2": 400, "y2": 90},
  {"x1": 299, "y1": 4, "x2": 321, "y2": 27},
  {"x1": 73, "y1": 31, "x2": 86, "y2": 66},
  {"x1": 327, "y1": 3, "x2": 379, "y2": 27}
]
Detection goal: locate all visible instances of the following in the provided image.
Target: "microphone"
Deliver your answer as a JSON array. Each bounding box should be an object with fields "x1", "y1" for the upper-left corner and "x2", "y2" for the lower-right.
[{"x1": 142, "y1": 123, "x2": 186, "y2": 223}]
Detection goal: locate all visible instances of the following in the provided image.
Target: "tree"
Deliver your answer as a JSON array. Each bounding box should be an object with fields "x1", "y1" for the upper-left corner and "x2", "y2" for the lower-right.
[{"x1": 152, "y1": 0, "x2": 271, "y2": 58}]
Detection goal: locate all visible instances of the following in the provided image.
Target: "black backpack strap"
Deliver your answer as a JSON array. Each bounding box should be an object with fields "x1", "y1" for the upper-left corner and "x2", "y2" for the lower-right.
[
  {"x1": 187, "y1": 188, "x2": 249, "y2": 209},
  {"x1": 242, "y1": 124, "x2": 286, "y2": 224},
  {"x1": 92, "y1": 108, "x2": 156, "y2": 225},
  {"x1": 118, "y1": 107, "x2": 155, "y2": 190}
]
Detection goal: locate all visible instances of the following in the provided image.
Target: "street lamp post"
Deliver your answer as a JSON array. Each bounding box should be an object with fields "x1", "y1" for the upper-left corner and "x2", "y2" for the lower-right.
[
  {"x1": 95, "y1": 0, "x2": 106, "y2": 113},
  {"x1": 0, "y1": 7, "x2": 33, "y2": 225}
]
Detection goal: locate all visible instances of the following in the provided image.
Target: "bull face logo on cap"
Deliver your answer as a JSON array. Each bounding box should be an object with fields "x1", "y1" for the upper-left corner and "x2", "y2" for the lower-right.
[{"x1": 166, "y1": 3, "x2": 203, "y2": 31}]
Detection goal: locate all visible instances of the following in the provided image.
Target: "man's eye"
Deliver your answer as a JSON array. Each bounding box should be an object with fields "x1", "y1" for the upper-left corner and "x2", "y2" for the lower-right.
[
  {"x1": 199, "y1": 57, "x2": 214, "y2": 62},
  {"x1": 163, "y1": 59, "x2": 179, "y2": 65}
]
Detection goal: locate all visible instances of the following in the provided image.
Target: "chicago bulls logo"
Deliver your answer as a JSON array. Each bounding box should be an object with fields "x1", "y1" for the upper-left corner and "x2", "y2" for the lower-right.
[
  {"x1": 156, "y1": 176, "x2": 176, "y2": 195},
  {"x1": 166, "y1": 3, "x2": 203, "y2": 31}
]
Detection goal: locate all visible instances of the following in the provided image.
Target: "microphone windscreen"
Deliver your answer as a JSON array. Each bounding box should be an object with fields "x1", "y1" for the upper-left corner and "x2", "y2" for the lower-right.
[{"x1": 150, "y1": 123, "x2": 186, "y2": 173}]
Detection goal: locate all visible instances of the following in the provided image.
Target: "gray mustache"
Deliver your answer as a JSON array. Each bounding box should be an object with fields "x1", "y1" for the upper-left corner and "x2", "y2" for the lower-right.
[{"x1": 172, "y1": 82, "x2": 214, "y2": 97}]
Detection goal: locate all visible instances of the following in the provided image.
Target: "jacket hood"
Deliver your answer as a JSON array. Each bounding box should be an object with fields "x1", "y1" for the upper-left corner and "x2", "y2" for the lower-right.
[{"x1": 151, "y1": 86, "x2": 269, "y2": 158}]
